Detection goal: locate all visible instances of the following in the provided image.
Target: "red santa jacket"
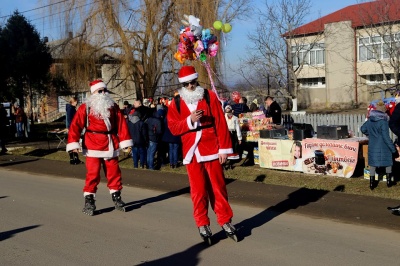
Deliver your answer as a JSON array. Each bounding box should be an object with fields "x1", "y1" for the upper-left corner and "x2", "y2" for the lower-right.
[
  {"x1": 167, "y1": 88, "x2": 233, "y2": 164},
  {"x1": 66, "y1": 103, "x2": 133, "y2": 158}
]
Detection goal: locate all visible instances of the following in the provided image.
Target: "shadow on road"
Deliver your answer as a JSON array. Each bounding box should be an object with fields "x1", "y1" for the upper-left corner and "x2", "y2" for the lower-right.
[
  {"x1": 135, "y1": 243, "x2": 207, "y2": 266},
  {"x1": 234, "y1": 186, "x2": 331, "y2": 241},
  {"x1": 0, "y1": 158, "x2": 39, "y2": 167},
  {"x1": 0, "y1": 225, "x2": 41, "y2": 241},
  {"x1": 95, "y1": 187, "x2": 191, "y2": 214}
]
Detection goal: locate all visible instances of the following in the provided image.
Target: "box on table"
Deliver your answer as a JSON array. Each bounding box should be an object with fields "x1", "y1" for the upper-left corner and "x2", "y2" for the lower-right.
[
  {"x1": 259, "y1": 128, "x2": 287, "y2": 139},
  {"x1": 317, "y1": 125, "x2": 348, "y2": 140}
]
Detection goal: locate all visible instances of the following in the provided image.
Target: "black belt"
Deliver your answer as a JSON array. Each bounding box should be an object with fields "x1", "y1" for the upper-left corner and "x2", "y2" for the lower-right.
[
  {"x1": 86, "y1": 129, "x2": 115, "y2": 134},
  {"x1": 230, "y1": 130, "x2": 236, "y2": 133}
]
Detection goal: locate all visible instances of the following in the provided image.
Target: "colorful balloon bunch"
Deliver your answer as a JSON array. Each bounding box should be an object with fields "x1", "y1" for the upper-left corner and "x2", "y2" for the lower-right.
[{"x1": 174, "y1": 14, "x2": 232, "y2": 64}]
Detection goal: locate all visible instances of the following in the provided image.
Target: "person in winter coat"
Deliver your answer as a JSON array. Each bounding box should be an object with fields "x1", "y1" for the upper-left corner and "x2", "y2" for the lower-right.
[
  {"x1": 361, "y1": 100, "x2": 398, "y2": 189},
  {"x1": 161, "y1": 108, "x2": 181, "y2": 168},
  {"x1": 249, "y1": 99, "x2": 259, "y2": 112},
  {"x1": 128, "y1": 110, "x2": 148, "y2": 168},
  {"x1": 145, "y1": 109, "x2": 164, "y2": 170},
  {"x1": 66, "y1": 96, "x2": 78, "y2": 129},
  {"x1": 224, "y1": 105, "x2": 242, "y2": 169},
  {"x1": 66, "y1": 79, "x2": 133, "y2": 215}
]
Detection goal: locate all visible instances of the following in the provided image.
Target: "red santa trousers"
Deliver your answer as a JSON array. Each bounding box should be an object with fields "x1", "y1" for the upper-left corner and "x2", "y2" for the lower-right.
[
  {"x1": 83, "y1": 157, "x2": 123, "y2": 193},
  {"x1": 186, "y1": 157, "x2": 233, "y2": 227}
]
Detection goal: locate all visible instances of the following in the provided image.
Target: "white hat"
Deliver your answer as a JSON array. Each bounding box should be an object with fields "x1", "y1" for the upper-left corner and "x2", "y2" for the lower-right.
[
  {"x1": 224, "y1": 105, "x2": 232, "y2": 113},
  {"x1": 178, "y1": 66, "x2": 198, "y2": 83},
  {"x1": 89, "y1": 79, "x2": 107, "y2": 94}
]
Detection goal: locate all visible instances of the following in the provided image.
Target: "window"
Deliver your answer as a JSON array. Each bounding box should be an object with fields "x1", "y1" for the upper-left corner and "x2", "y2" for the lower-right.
[
  {"x1": 298, "y1": 77, "x2": 326, "y2": 88},
  {"x1": 359, "y1": 33, "x2": 400, "y2": 61},
  {"x1": 366, "y1": 74, "x2": 394, "y2": 84},
  {"x1": 292, "y1": 43, "x2": 325, "y2": 66}
]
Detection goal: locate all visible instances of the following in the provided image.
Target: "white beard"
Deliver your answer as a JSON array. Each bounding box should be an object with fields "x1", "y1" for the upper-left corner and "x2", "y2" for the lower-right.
[
  {"x1": 179, "y1": 86, "x2": 205, "y2": 104},
  {"x1": 86, "y1": 93, "x2": 115, "y2": 119}
]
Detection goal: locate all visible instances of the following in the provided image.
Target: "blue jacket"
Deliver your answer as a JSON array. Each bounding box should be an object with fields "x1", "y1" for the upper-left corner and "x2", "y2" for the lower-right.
[
  {"x1": 361, "y1": 110, "x2": 396, "y2": 167},
  {"x1": 66, "y1": 104, "x2": 77, "y2": 129}
]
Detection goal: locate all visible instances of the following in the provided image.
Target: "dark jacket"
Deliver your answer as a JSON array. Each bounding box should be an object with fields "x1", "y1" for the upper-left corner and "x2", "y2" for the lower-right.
[
  {"x1": 389, "y1": 103, "x2": 400, "y2": 138},
  {"x1": 265, "y1": 101, "x2": 282, "y2": 125},
  {"x1": 128, "y1": 114, "x2": 148, "y2": 147},
  {"x1": 162, "y1": 116, "x2": 181, "y2": 144},
  {"x1": 145, "y1": 112, "x2": 163, "y2": 143},
  {"x1": 361, "y1": 110, "x2": 396, "y2": 167},
  {"x1": 66, "y1": 104, "x2": 77, "y2": 129},
  {"x1": 249, "y1": 102, "x2": 258, "y2": 112},
  {"x1": 231, "y1": 103, "x2": 250, "y2": 117}
]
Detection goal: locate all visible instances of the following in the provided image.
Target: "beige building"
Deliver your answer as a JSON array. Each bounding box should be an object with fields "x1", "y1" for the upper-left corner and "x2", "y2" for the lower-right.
[{"x1": 286, "y1": 0, "x2": 400, "y2": 109}]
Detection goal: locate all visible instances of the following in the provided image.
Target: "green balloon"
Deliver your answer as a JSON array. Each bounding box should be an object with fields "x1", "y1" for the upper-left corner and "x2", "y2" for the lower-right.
[
  {"x1": 200, "y1": 53, "x2": 207, "y2": 62},
  {"x1": 222, "y1": 23, "x2": 232, "y2": 33},
  {"x1": 213, "y1": 20, "x2": 223, "y2": 30}
]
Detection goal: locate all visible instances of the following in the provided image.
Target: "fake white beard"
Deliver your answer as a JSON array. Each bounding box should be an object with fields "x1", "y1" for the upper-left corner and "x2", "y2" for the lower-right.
[
  {"x1": 179, "y1": 86, "x2": 205, "y2": 104},
  {"x1": 86, "y1": 93, "x2": 114, "y2": 119}
]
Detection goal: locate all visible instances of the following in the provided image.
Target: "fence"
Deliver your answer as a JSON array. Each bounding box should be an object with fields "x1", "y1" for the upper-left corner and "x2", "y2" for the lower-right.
[{"x1": 290, "y1": 113, "x2": 396, "y2": 141}]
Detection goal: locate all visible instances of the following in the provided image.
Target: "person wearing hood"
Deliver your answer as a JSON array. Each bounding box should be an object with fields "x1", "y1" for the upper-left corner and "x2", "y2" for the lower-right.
[
  {"x1": 249, "y1": 99, "x2": 259, "y2": 112},
  {"x1": 145, "y1": 109, "x2": 164, "y2": 170},
  {"x1": 128, "y1": 110, "x2": 149, "y2": 168},
  {"x1": 361, "y1": 100, "x2": 398, "y2": 190}
]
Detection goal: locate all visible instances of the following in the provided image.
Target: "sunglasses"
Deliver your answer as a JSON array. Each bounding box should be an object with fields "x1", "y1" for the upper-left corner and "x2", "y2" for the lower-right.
[
  {"x1": 182, "y1": 79, "x2": 197, "y2": 87},
  {"x1": 98, "y1": 89, "x2": 108, "y2": 94}
]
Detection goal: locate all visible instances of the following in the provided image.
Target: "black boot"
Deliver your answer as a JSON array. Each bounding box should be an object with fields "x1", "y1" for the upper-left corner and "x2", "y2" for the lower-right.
[
  {"x1": 111, "y1": 191, "x2": 126, "y2": 212},
  {"x1": 370, "y1": 176, "x2": 375, "y2": 190},
  {"x1": 82, "y1": 194, "x2": 96, "y2": 216},
  {"x1": 387, "y1": 173, "x2": 393, "y2": 187}
]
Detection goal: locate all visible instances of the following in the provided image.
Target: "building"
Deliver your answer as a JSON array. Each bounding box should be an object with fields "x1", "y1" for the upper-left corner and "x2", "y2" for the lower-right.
[
  {"x1": 285, "y1": 0, "x2": 400, "y2": 109},
  {"x1": 33, "y1": 36, "x2": 137, "y2": 123}
]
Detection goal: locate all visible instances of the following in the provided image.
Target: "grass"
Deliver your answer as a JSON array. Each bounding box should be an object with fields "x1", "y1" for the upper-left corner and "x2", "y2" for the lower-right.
[
  {"x1": 8, "y1": 143, "x2": 400, "y2": 201},
  {"x1": 6, "y1": 120, "x2": 399, "y2": 200}
]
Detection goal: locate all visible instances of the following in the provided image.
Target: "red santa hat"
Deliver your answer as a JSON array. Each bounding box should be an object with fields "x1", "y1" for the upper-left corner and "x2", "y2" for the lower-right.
[
  {"x1": 178, "y1": 66, "x2": 198, "y2": 83},
  {"x1": 89, "y1": 79, "x2": 107, "y2": 94}
]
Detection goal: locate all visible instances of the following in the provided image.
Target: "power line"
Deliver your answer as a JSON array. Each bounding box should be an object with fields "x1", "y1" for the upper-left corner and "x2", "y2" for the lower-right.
[{"x1": 0, "y1": 0, "x2": 69, "y2": 19}]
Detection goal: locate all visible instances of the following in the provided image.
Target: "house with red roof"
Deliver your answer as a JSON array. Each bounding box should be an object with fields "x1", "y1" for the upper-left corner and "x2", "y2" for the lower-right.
[{"x1": 285, "y1": 0, "x2": 400, "y2": 109}]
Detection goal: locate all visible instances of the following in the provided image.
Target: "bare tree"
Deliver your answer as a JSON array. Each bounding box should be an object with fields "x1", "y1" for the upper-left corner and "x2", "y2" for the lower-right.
[
  {"x1": 354, "y1": 0, "x2": 400, "y2": 97},
  {"x1": 45, "y1": 0, "x2": 251, "y2": 99},
  {"x1": 242, "y1": 0, "x2": 324, "y2": 110}
]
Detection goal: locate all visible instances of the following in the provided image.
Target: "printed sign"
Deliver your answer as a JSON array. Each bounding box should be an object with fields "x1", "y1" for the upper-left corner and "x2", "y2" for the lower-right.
[
  {"x1": 302, "y1": 138, "x2": 359, "y2": 178},
  {"x1": 258, "y1": 139, "x2": 303, "y2": 172}
]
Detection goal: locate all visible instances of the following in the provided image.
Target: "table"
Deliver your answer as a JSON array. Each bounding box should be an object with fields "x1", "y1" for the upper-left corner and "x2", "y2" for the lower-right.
[
  {"x1": 258, "y1": 137, "x2": 368, "y2": 177},
  {"x1": 47, "y1": 128, "x2": 68, "y2": 149}
]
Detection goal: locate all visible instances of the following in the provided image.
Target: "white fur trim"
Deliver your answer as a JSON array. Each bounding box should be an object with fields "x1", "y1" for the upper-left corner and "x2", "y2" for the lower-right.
[
  {"x1": 66, "y1": 142, "x2": 81, "y2": 152},
  {"x1": 178, "y1": 73, "x2": 198, "y2": 83},
  {"x1": 82, "y1": 148, "x2": 118, "y2": 159},
  {"x1": 109, "y1": 189, "x2": 118, "y2": 194},
  {"x1": 219, "y1": 148, "x2": 233, "y2": 154},
  {"x1": 90, "y1": 82, "x2": 107, "y2": 93},
  {"x1": 120, "y1": 139, "x2": 133, "y2": 149},
  {"x1": 187, "y1": 116, "x2": 197, "y2": 130},
  {"x1": 83, "y1": 192, "x2": 95, "y2": 197}
]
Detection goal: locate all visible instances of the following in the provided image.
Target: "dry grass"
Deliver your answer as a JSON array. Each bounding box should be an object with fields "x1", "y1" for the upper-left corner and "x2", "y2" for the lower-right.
[{"x1": 8, "y1": 145, "x2": 400, "y2": 200}]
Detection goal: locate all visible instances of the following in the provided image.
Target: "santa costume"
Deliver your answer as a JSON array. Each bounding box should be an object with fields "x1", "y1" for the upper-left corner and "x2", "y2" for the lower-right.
[
  {"x1": 66, "y1": 79, "x2": 133, "y2": 215},
  {"x1": 167, "y1": 65, "x2": 236, "y2": 240}
]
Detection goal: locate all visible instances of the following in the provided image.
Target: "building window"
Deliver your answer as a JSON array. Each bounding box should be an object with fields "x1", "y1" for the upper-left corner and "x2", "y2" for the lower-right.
[
  {"x1": 298, "y1": 77, "x2": 326, "y2": 88},
  {"x1": 292, "y1": 43, "x2": 325, "y2": 67},
  {"x1": 359, "y1": 33, "x2": 400, "y2": 61},
  {"x1": 366, "y1": 74, "x2": 394, "y2": 85}
]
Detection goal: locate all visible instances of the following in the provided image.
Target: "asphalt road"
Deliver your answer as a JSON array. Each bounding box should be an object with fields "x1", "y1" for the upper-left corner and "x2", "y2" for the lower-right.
[
  {"x1": 1, "y1": 168, "x2": 400, "y2": 266},
  {"x1": 1, "y1": 153, "x2": 400, "y2": 233}
]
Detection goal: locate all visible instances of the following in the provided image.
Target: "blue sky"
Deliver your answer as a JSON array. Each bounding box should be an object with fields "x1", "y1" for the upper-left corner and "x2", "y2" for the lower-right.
[{"x1": 0, "y1": 0, "x2": 358, "y2": 83}]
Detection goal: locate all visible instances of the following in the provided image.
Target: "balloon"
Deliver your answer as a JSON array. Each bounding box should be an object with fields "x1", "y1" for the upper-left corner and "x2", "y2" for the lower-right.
[
  {"x1": 174, "y1": 51, "x2": 185, "y2": 64},
  {"x1": 194, "y1": 40, "x2": 204, "y2": 56},
  {"x1": 222, "y1": 23, "x2": 232, "y2": 33},
  {"x1": 231, "y1": 91, "x2": 241, "y2": 103},
  {"x1": 199, "y1": 53, "x2": 207, "y2": 62},
  {"x1": 208, "y1": 41, "x2": 219, "y2": 57},
  {"x1": 213, "y1": 20, "x2": 223, "y2": 30}
]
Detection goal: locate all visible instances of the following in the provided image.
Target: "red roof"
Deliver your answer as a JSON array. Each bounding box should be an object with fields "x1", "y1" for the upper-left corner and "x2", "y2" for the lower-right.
[{"x1": 286, "y1": 0, "x2": 400, "y2": 37}]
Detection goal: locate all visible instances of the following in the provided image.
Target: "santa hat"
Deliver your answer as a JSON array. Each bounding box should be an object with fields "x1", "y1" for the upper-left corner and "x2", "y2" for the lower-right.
[
  {"x1": 178, "y1": 66, "x2": 198, "y2": 83},
  {"x1": 89, "y1": 79, "x2": 107, "y2": 94}
]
